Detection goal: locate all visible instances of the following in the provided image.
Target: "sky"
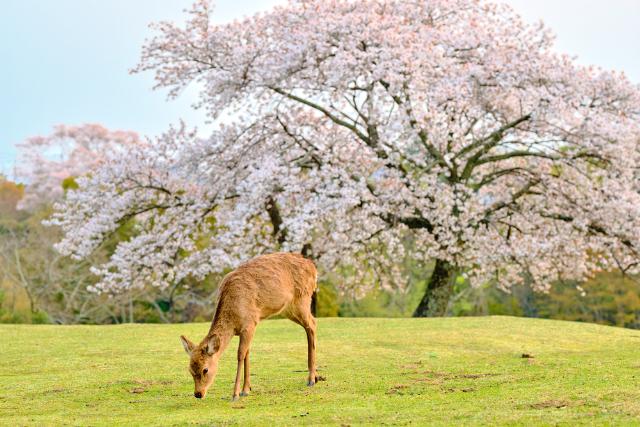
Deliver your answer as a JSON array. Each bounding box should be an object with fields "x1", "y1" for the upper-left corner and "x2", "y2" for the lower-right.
[{"x1": 2, "y1": 0, "x2": 639, "y2": 177}]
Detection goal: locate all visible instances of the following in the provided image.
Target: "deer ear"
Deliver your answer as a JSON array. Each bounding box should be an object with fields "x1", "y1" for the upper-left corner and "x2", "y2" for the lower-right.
[
  {"x1": 205, "y1": 335, "x2": 220, "y2": 356},
  {"x1": 180, "y1": 335, "x2": 195, "y2": 356}
]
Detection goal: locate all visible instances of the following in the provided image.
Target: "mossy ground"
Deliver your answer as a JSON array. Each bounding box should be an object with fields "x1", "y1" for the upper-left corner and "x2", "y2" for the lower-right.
[{"x1": 1, "y1": 316, "x2": 640, "y2": 426}]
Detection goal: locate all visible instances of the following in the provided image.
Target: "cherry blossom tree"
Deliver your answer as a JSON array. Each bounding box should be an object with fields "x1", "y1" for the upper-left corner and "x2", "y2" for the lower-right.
[
  {"x1": 50, "y1": 0, "x2": 640, "y2": 316},
  {"x1": 16, "y1": 124, "x2": 142, "y2": 210}
]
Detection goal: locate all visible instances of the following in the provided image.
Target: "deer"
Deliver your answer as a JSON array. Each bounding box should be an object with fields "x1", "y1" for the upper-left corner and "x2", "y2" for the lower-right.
[{"x1": 179, "y1": 252, "x2": 319, "y2": 401}]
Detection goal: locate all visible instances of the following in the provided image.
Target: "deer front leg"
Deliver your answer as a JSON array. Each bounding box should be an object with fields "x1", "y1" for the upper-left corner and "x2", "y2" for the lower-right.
[
  {"x1": 240, "y1": 348, "x2": 251, "y2": 396},
  {"x1": 232, "y1": 328, "x2": 254, "y2": 401},
  {"x1": 232, "y1": 358, "x2": 243, "y2": 401}
]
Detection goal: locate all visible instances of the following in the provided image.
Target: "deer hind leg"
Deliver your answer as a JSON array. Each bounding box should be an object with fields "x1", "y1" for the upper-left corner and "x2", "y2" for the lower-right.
[
  {"x1": 232, "y1": 326, "x2": 255, "y2": 401},
  {"x1": 287, "y1": 296, "x2": 318, "y2": 386},
  {"x1": 304, "y1": 314, "x2": 318, "y2": 386}
]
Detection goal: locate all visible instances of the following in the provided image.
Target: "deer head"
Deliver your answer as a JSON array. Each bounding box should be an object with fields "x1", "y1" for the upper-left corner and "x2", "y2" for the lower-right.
[{"x1": 180, "y1": 335, "x2": 221, "y2": 399}]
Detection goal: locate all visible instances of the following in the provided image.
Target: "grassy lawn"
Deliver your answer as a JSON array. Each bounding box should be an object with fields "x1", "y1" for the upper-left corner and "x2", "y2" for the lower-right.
[{"x1": 1, "y1": 316, "x2": 640, "y2": 426}]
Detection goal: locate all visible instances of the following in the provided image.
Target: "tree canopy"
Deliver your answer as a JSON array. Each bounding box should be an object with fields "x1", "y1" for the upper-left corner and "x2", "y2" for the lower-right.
[{"x1": 49, "y1": 0, "x2": 640, "y2": 315}]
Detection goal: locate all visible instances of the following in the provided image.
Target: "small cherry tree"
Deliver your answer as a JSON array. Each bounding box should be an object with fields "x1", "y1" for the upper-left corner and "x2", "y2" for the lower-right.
[
  {"x1": 51, "y1": 0, "x2": 640, "y2": 316},
  {"x1": 16, "y1": 124, "x2": 142, "y2": 210}
]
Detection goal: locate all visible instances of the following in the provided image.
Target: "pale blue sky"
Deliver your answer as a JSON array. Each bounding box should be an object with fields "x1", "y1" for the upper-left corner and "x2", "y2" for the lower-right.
[{"x1": 2, "y1": 0, "x2": 639, "y2": 176}]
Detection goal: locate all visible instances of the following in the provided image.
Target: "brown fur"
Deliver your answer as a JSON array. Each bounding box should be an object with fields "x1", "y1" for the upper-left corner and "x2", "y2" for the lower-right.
[{"x1": 180, "y1": 252, "x2": 318, "y2": 400}]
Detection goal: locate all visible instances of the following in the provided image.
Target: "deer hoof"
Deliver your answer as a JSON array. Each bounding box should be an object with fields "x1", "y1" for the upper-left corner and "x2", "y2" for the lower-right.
[
  {"x1": 240, "y1": 391, "x2": 250, "y2": 397},
  {"x1": 307, "y1": 380, "x2": 315, "y2": 387},
  {"x1": 231, "y1": 395, "x2": 240, "y2": 402}
]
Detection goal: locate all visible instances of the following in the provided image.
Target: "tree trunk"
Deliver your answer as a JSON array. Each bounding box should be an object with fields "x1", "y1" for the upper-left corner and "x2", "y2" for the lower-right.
[{"x1": 413, "y1": 259, "x2": 457, "y2": 317}]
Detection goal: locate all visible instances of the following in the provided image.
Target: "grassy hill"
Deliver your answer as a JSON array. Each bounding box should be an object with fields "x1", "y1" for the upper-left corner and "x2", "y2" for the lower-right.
[{"x1": 1, "y1": 317, "x2": 639, "y2": 426}]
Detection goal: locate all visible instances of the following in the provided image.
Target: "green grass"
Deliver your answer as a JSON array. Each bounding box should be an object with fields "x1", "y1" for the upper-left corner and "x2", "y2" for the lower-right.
[{"x1": 1, "y1": 317, "x2": 640, "y2": 426}]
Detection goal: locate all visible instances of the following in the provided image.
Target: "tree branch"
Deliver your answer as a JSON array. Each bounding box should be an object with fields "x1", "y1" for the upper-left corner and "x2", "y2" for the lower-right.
[{"x1": 269, "y1": 86, "x2": 372, "y2": 146}]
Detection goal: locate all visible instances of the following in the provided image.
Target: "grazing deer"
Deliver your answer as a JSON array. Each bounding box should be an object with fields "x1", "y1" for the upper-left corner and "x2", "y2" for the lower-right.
[{"x1": 179, "y1": 252, "x2": 319, "y2": 400}]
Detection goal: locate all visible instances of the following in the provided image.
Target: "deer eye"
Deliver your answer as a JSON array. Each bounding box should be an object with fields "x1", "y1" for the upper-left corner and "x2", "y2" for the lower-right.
[{"x1": 203, "y1": 368, "x2": 208, "y2": 375}]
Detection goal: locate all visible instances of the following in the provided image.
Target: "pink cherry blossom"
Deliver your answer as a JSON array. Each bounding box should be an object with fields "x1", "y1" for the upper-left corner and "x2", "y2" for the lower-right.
[{"x1": 17, "y1": 124, "x2": 142, "y2": 210}]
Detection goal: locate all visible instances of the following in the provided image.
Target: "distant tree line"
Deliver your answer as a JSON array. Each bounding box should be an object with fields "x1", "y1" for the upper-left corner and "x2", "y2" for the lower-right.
[{"x1": 2, "y1": 174, "x2": 638, "y2": 328}]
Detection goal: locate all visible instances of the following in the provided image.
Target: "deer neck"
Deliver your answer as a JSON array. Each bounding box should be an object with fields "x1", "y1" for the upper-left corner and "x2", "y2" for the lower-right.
[{"x1": 206, "y1": 308, "x2": 234, "y2": 354}]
